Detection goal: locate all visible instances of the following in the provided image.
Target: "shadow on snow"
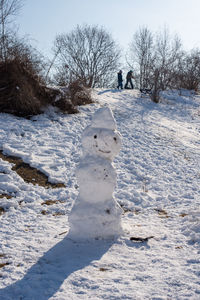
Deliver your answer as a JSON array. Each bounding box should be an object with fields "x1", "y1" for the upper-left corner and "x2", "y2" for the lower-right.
[
  {"x1": 0, "y1": 236, "x2": 113, "y2": 300},
  {"x1": 97, "y1": 89, "x2": 121, "y2": 95}
]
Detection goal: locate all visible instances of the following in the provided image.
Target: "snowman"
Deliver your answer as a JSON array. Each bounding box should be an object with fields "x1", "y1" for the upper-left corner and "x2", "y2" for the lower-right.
[{"x1": 68, "y1": 106, "x2": 123, "y2": 239}]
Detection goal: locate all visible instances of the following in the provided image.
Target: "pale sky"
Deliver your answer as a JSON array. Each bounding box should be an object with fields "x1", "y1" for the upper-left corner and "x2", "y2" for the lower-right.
[{"x1": 16, "y1": 0, "x2": 200, "y2": 59}]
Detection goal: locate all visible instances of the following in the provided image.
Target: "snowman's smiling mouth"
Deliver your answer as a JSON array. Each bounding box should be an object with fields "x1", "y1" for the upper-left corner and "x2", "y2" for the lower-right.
[{"x1": 99, "y1": 149, "x2": 111, "y2": 154}]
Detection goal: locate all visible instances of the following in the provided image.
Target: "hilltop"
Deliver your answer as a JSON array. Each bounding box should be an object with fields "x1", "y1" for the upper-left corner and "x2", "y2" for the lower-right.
[{"x1": 0, "y1": 89, "x2": 200, "y2": 299}]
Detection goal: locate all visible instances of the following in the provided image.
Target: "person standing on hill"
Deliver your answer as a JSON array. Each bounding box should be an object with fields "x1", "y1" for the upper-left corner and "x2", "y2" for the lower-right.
[
  {"x1": 117, "y1": 70, "x2": 123, "y2": 89},
  {"x1": 125, "y1": 70, "x2": 134, "y2": 89}
]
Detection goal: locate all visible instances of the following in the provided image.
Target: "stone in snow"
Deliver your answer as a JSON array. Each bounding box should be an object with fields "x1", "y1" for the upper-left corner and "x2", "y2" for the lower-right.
[{"x1": 68, "y1": 106, "x2": 123, "y2": 239}]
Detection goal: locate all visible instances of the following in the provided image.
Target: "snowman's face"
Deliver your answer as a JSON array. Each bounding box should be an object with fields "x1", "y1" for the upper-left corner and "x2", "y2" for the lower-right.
[{"x1": 82, "y1": 127, "x2": 121, "y2": 160}]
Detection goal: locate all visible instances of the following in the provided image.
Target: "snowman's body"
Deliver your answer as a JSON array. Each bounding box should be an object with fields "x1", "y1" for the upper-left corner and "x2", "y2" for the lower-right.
[{"x1": 69, "y1": 107, "x2": 123, "y2": 239}]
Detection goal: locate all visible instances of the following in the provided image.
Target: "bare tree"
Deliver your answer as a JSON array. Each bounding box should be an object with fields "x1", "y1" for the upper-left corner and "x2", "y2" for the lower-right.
[
  {"x1": 53, "y1": 24, "x2": 121, "y2": 87},
  {"x1": 175, "y1": 49, "x2": 200, "y2": 91},
  {"x1": 0, "y1": 0, "x2": 23, "y2": 60},
  {"x1": 154, "y1": 28, "x2": 182, "y2": 90},
  {"x1": 128, "y1": 26, "x2": 154, "y2": 89},
  {"x1": 148, "y1": 28, "x2": 183, "y2": 102},
  {"x1": 128, "y1": 25, "x2": 200, "y2": 101}
]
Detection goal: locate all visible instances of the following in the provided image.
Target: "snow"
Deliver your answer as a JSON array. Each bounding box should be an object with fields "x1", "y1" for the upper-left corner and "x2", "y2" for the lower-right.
[{"x1": 0, "y1": 88, "x2": 200, "y2": 299}]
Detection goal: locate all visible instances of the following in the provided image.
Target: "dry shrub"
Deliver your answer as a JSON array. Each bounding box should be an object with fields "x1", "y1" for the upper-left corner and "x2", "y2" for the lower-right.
[
  {"x1": 0, "y1": 59, "x2": 78, "y2": 116},
  {"x1": 68, "y1": 80, "x2": 93, "y2": 106},
  {"x1": 0, "y1": 59, "x2": 47, "y2": 116},
  {"x1": 44, "y1": 86, "x2": 78, "y2": 114}
]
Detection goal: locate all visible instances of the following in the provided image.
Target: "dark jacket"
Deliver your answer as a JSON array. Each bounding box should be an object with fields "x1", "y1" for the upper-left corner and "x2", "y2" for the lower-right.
[
  {"x1": 126, "y1": 71, "x2": 133, "y2": 79},
  {"x1": 118, "y1": 72, "x2": 123, "y2": 82}
]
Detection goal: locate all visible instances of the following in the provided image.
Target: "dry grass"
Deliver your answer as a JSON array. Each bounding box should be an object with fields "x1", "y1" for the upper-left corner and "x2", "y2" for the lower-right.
[
  {"x1": 41, "y1": 210, "x2": 48, "y2": 215},
  {"x1": 99, "y1": 267, "x2": 109, "y2": 272},
  {"x1": 0, "y1": 194, "x2": 12, "y2": 199},
  {"x1": 41, "y1": 210, "x2": 65, "y2": 216},
  {"x1": 52, "y1": 212, "x2": 65, "y2": 216},
  {"x1": 41, "y1": 200, "x2": 59, "y2": 206},
  {"x1": 41, "y1": 199, "x2": 65, "y2": 206},
  {"x1": 154, "y1": 208, "x2": 169, "y2": 218},
  {"x1": 179, "y1": 213, "x2": 188, "y2": 217}
]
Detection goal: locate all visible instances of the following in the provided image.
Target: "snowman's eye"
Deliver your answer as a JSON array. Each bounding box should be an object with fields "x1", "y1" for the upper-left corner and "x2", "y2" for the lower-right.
[
  {"x1": 113, "y1": 137, "x2": 117, "y2": 141},
  {"x1": 94, "y1": 135, "x2": 97, "y2": 139}
]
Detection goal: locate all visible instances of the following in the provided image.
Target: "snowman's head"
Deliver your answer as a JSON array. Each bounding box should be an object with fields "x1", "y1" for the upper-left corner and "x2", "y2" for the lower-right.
[
  {"x1": 82, "y1": 127, "x2": 121, "y2": 160},
  {"x1": 82, "y1": 107, "x2": 122, "y2": 160}
]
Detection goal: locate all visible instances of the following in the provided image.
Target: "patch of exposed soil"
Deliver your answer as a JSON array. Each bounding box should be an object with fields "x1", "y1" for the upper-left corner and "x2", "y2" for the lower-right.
[
  {"x1": 41, "y1": 200, "x2": 65, "y2": 206},
  {"x1": 0, "y1": 194, "x2": 12, "y2": 199},
  {"x1": 0, "y1": 254, "x2": 6, "y2": 258},
  {"x1": 154, "y1": 208, "x2": 170, "y2": 218},
  {"x1": 0, "y1": 262, "x2": 10, "y2": 269},
  {"x1": 0, "y1": 150, "x2": 65, "y2": 189}
]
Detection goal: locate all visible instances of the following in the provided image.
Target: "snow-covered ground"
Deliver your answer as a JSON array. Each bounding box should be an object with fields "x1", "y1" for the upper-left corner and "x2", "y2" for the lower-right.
[{"x1": 0, "y1": 89, "x2": 199, "y2": 299}]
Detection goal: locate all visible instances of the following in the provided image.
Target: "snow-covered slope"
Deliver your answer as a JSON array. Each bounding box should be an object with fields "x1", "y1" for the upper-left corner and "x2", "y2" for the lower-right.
[{"x1": 0, "y1": 89, "x2": 199, "y2": 299}]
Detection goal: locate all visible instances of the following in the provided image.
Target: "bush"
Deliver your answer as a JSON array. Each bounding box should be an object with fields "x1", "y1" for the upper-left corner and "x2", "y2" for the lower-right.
[
  {"x1": 0, "y1": 59, "x2": 78, "y2": 116},
  {"x1": 0, "y1": 56, "x2": 94, "y2": 117},
  {"x1": 67, "y1": 80, "x2": 93, "y2": 106},
  {"x1": 0, "y1": 59, "x2": 47, "y2": 116},
  {"x1": 45, "y1": 85, "x2": 78, "y2": 114}
]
